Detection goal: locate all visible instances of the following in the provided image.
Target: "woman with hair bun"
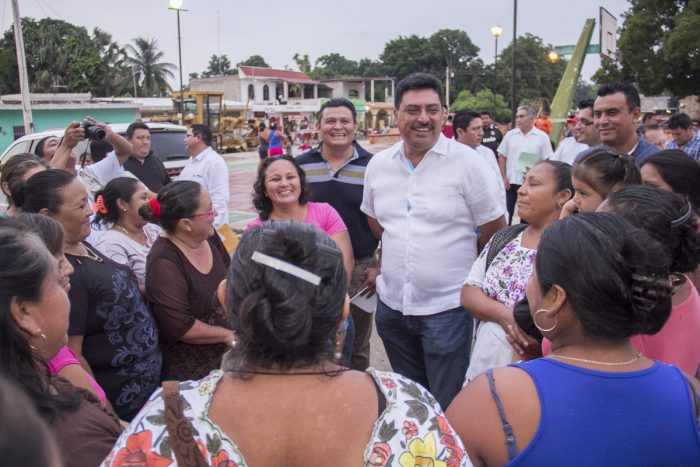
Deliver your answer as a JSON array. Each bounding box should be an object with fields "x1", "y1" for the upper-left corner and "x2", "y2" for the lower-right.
[
  {"x1": 106, "y1": 221, "x2": 469, "y2": 467},
  {"x1": 640, "y1": 149, "x2": 700, "y2": 215},
  {"x1": 601, "y1": 185, "x2": 700, "y2": 375},
  {"x1": 145, "y1": 180, "x2": 233, "y2": 381},
  {"x1": 0, "y1": 153, "x2": 49, "y2": 217},
  {"x1": 448, "y1": 213, "x2": 700, "y2": 465},
  {"x1": 561, "y1": 147, "x2": 640, "y2": 216},
  {"x1": 92, "y1": 177, "x2": 161, "y2": 290}
]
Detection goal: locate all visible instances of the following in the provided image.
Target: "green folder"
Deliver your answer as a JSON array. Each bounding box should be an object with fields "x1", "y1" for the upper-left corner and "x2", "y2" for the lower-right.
[{"x1": 518, "y1": 152, "x2": 541, "y2": 175}]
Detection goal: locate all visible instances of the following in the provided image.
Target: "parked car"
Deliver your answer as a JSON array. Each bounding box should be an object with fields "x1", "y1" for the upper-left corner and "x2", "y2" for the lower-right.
[{"x1": 0, "y1": 122, "x2": 190, "y2": 178}]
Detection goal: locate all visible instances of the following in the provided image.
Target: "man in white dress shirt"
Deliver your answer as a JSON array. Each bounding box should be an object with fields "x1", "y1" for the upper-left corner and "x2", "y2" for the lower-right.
[
  {"x1": 497, "y1": 105, "x2": 553, "y2": 224},
  {"x1": 453, "y1": 109, "x2": 509, "y2": 223},
  {"x1": 361, "y1": 73, "x2": 506, "y2": 409},
  {"x1": 179, "y1": 124, "x2": 229, "y2": 228}
]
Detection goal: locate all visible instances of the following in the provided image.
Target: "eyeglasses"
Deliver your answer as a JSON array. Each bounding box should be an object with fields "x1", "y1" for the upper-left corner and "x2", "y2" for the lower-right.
[
  {"x1": 191, "y1": 209, "x2": 217, "y2": 219},
  {"x1": 399, "y1": 105, "x2": 442, "y2": 116},
  {"x1": 575, "y1": 119, "x2": 595, "y2": 127}
]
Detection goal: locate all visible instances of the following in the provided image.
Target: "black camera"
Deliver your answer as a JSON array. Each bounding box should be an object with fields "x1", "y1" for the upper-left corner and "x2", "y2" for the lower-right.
[{"x1": 80, "y1": 120, "x2": 106, "y2": 141}]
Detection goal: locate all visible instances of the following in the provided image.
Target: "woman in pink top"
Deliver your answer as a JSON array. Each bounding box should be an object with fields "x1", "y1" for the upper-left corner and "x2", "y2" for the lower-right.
[
  {"x1": 600, "y1": 186, "x2": 700, "y2": 375},
  {"x1": 9, "y1": 214, "x2": 109, "y2": 405},
  {"x1": 247, "y1": 154, "x2": 354, "y2": 279}
]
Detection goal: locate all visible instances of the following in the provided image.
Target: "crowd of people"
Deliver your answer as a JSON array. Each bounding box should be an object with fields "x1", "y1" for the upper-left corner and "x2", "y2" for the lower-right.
[{"x1": 0, "y1": 71, "x2": 699, "y2": 466}]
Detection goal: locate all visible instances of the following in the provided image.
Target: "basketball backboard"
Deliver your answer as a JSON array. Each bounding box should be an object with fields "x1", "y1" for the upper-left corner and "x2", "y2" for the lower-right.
[{"x1": 600, "y1": 7, "x2": 617, "y2": 59}]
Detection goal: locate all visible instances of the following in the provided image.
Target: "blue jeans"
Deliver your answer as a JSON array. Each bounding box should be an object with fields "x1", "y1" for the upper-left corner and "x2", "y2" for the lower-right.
[{"x1": 375, "y1": 300, "x2": 473, "y2": 410}]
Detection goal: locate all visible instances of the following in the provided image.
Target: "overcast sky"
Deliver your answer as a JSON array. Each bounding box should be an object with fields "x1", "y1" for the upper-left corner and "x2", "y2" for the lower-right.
[{"x1": 2, "y1": 0, "x2": 631, "y2": 87}]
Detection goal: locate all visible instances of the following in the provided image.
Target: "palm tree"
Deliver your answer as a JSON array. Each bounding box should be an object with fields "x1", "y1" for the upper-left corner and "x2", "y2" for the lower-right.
[{"x1": 126, "y1": 37, "x2": 176, "y2": 97}]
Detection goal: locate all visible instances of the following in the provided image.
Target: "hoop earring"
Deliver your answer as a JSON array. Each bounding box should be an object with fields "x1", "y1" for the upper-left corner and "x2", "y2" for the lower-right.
[
  {"x1": 533, "y1": 309, "x2": 557, "y2": 332},
  {"x1": 30, "y1": 332, "x2": 48, "y2": 351}
]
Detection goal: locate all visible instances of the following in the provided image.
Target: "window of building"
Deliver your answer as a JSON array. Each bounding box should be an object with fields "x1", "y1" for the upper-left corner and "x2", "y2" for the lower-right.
[
  {"x1": 248, "y1": 84, "x2": 255, "y2": 100},
  {"x1": 263, "y1": 85, "x2": 270, "y2": 101}
]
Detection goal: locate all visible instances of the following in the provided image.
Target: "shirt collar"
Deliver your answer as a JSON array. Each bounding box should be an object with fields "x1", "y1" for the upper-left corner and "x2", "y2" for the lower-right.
[
  {"x1": 394, "y1": 133, "x2": 449, "y2": 160},
  {"x1": 190, "y1": 146, "x2": 210, "y2": 162},
  {"x1": 316, "y1": 142, "x2": 360, "y2": 175}
]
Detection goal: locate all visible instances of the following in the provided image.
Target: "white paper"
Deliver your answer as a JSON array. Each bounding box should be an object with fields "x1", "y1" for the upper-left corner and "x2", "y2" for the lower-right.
[{"x1": 350, "y1": 287, "x2": 377, "y2": 313}]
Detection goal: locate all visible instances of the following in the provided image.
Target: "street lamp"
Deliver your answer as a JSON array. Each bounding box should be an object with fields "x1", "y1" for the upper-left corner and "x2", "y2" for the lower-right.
[
  {"x1": 547, "y1": 50, "x2": 560, "y2": 62},
  {"x1": 490, "y1": 25, "x2": 503, "y2": 118},
  {"x1": 130, "y1": 65, "x2": 138, "y2": 98},
  {"x1": 511, "y1": 0, "x2": 518, "y2": 127},
  {"x1": 169, "y1": 0, "x2": 186, "y2": 125}
]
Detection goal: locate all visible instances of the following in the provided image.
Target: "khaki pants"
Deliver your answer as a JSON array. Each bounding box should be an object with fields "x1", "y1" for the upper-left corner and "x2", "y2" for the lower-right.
[{"x1": 348, "y1": 256, "x2": 378, "y2": 370}]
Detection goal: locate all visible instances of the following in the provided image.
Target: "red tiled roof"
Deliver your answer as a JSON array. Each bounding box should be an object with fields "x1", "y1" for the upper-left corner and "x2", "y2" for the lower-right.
[{"x1": 238, "y1": 66, "x2": 318, "y2": 84}]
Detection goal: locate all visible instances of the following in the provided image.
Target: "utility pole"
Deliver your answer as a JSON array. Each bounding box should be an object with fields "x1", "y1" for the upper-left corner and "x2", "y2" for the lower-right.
[
  {"x1": 445, "y1": 66, "x2": 450, "y2": 111},
  {"x1": 511, "y1": 0, "x2": 518, "y2": 127},
  {"x1": 11, "y1": 0, "x2": 33, "y2": 135}
]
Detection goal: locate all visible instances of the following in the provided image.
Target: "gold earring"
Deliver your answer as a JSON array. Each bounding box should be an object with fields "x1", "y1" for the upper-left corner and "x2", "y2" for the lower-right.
[{"x1": 334, "y1": 327, "x2": 346, "y2": 362}]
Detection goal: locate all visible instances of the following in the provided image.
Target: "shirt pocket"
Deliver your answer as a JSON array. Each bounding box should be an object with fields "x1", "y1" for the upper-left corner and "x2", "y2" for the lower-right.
[{"x1": 421, "y1": 187, "x2": 457, "y2": 223}]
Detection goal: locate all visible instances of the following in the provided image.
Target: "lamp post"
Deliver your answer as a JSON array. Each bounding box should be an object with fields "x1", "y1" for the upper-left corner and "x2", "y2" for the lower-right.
[
  {"x1": 511, "y1": 0, "x2": 518, "y2": 127},
  {"x1": 130, "y1": 65, "x2": 138, "y2": 98},
  {"x1": 168, "y1": 0, "x2": 186, "y2": 125},
  {"x1": 490, "y1": 25, "x2": 502, "y2": 118}
]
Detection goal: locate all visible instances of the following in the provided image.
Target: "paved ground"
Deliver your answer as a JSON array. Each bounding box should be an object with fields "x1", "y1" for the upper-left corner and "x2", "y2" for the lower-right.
[{"x1": 221, "y1": 142, "x2": 392, "y2": 370}]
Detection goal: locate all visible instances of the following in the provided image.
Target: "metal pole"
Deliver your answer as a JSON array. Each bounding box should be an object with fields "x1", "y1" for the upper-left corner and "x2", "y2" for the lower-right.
[
  {"x1": 511, "y1": 0, "x2": 518, "y2": 127},
  {"x1": 445, "y1": 66, "x2": 450, "y2": 111},
  {"x1": 176, "y1": 9, "x2": 184, "y2": 124},
  {"x1": 493, "y1": 36, "x2": 498, "y2": 116},
  {"x1": 11, "y1": 0, "x2": 33, "y2": 135},
  {"x1": 131, "y1": 66, "x2": 138, "y2": 98}
]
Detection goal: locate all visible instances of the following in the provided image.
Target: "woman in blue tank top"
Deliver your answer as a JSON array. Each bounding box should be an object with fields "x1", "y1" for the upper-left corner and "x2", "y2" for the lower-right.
[{"x1": 447, "y1": 213, "x2": 700, "y2": 466}]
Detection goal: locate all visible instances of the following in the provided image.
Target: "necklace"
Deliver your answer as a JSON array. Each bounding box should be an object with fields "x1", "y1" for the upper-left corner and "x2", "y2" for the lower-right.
[
  {"x1": 65, "y1": 242, "x2": 103, "y2": 263},
  {"x1": 113, "y1": 224, "x2": 133, "y2": 236},
  {"x1": 549, "y1": 352, "x2": 642, "y2": 366},
  {"x1": 229, "y1": 367, "x2": 351, "y2": 376}
]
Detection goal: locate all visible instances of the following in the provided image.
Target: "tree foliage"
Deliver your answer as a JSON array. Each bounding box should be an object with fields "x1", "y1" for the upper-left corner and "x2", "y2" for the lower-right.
[
  {"x1": 202, "y1": 54, "x2": 235, "y2": 77},
  {"x1": 452, "y1": 89, "x2": 511, "y2": 121},
  {"x1": 494, "y1": 33, "x2": 567, "y2": 106},
  {"x1": 126, "y1": 37, "x2": 176, "y2": 97},
  {"x1": 237, "y1": 54, "x2": 269, "y2": 68},
  {"x1": 0, "y1": 18, "x2": 131, "y2": 95},
  {"x1": 594, "y1": 0, "x2": 700, "y2": 98}
]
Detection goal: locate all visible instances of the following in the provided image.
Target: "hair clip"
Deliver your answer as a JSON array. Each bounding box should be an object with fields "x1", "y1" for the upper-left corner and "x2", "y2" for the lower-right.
[
  {"x1": 670, "y1": 202, "x2": 692, "y2": 228},
  {"x1": 93, "y1": 195, "x2": 108, "y2": 214},
  {"x1": 148, "y1": 197, "x2": 161, "y2": 219},
  {"x1": 251, "y1": 251, "x2": 321, "y2": 286}
]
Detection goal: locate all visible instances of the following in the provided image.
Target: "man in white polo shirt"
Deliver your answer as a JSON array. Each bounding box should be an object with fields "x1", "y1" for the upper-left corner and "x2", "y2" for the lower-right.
[
  {"x1": 179, "y1": 124, "x2": 229, "y2": 228},
  {"x1": 361, "y1": 73, "x2": 506, "y2": 409},
  {"x1": 497, "y1": 105, "x2": 553, "y2": 224}
]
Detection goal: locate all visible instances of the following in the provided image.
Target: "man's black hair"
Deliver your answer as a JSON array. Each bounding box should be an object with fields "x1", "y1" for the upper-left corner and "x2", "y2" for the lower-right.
[{"x1": 596, "y1": 82, "x2": 641, "y2": 110}]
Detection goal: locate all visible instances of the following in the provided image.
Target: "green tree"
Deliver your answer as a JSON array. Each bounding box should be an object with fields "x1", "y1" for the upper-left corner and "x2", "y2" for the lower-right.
[
  {"x1": 0, "y1": 18, "x2": 121, "y2": 95},
  {"x1": 451, "y1": 89, "x2": 510, "y2": 122},
  {"x1": 494, "y1": 33, "x2": 567, "y2": 105},
  {"x1": 573, "y1": 80, "x2": 598, "y2": 104},
  {"x1": 379, "y1": 29, "x2": 485, "y2": 104},
  {"x1": 237, "y1": 54, "x2": 269, "y2": 68},
  {"x1": 292, "y1": 53, "x2": 312, "y2": 75},
  {"x1": 126, "y1": 37, "x2": 176, "y2": 97},
  {"x1": 202, "y1": 54, "x2": 234, "y2": 77},
  {"x1": 380, "y1": 34, "x2": 438, "y2": 83},
  {"x1": 604, "y1": 0, "x2": 700, "y2": 97},
  {"x1": 591, "y1": 56, "x2": 624, "y2": 85},
  {"x1": 313, "y1": 53, "x2": 359, "y2": 79},
  {"x1": 93, "y1": 28, "x2": 131, "y2": 96}
]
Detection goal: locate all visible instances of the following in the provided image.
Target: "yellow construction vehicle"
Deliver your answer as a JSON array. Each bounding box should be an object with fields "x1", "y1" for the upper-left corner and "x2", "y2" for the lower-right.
[{"x1": 150, "y1": 91, "x2": 257, "y2": 153}]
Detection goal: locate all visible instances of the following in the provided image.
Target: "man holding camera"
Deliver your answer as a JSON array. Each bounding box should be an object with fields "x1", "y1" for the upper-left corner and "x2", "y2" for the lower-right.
[{"x1": 51, "y1": 118, "x2": 132, "y2": 199}]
